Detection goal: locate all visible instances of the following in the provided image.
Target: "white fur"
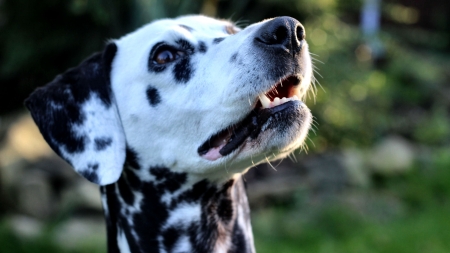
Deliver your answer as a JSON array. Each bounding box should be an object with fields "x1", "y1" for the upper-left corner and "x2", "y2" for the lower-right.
[
  {"x1": 62, "y1": 93, "x2": 125, "y2": 185},
  {"x1": 117, "y1": 228, "x2": 132, "y2": 253}
]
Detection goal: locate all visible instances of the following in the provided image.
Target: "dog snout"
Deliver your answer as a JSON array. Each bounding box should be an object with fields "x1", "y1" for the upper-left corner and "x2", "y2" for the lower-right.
[{"x1": 254, "y1": 16, "x2": 305, "y2": 54}]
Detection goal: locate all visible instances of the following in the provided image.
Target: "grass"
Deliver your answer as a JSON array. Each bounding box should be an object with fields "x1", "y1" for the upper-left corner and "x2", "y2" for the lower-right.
[
  {"x1": 253, "y1": 147, "x2": 450, "y2": 253},
  {"x1": 0, "y1": 221, "x2": 105, "y2": 253},
  {"x1": 253, "y1": 202, "x2": 450, "y2": 253}
]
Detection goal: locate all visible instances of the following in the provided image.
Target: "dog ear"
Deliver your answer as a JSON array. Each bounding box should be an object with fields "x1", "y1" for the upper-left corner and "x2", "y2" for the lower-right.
[{"x1": 25, "y1": 43, "x2": 126, "y2": 185}]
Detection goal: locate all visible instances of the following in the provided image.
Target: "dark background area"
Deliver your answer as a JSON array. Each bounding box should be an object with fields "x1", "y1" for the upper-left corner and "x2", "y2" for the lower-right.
[{"x1": 0, "y1": 0, "x2": 450, "y2": 252}]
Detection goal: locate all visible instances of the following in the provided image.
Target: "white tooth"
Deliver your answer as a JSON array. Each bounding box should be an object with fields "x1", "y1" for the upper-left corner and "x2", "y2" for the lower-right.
[
  {"x1": 293, "y1": 95, "x2": 299, "y2": 100},
  {"x1": 273, "y1": 97, "x2": 280, "y2": 106},
  {"x1": 259, "y1": 94, "x2": 271, "y2": 108},
  {"x1": 281, "y1": 97, "x2": 287, "y2": 104}
]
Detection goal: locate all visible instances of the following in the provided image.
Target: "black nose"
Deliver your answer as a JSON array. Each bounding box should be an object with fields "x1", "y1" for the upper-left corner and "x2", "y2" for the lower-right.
[{"x1": 255, "y1": 16, "x2": 305, "y2": 53}]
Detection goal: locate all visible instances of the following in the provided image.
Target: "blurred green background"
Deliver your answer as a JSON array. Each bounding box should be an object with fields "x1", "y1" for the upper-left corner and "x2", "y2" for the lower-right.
[{"x1": 0, "y1": 0, "x2": 449, "y2": 252}]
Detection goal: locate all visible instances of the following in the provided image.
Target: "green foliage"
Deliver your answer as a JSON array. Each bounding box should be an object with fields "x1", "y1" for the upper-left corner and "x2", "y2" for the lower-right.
[
  {"x1": 0, "y1": 0, "x2": 131, "y2": 114},
  {"x1": 253, "y1": 148, "x2": 450, "y2": 253},
  {"x1": 0, "y1": 225, "x2": 59, "y2": 253},
  {"x1": 0, "y1": 221, "x2": 105, "y2": 253},
  {"x1": 388, "y1": 148, "x2": 450, "y2": 209},
  {"x1": 301, "y1": 9, "x2": 450, "y2": 150}
]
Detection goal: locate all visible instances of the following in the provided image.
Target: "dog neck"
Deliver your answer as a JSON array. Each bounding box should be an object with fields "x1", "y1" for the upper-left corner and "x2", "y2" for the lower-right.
[{"x1": 100, "y1": 163, "x2": 256, "y2": 253}]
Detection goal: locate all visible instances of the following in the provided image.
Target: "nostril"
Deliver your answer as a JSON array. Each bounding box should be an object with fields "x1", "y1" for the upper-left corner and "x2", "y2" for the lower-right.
[
  {"x1": 273, "y1": 26, "x2": 288, "y2": 45},
  {"x1": 255, "y1": 17, "x2": 304, "y2": 52},
  {"x1": 296, "y1": 25, "x2": 305, "y2": 41}
]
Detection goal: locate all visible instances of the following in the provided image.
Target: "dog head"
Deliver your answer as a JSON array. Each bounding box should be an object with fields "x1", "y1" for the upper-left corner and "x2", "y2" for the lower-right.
[{"x1": 26, "y1": 15, "x2": 313, "y2": 185}]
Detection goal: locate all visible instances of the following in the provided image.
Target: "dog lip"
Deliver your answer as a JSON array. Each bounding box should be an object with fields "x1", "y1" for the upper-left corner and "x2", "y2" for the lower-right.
[
  {"x1": 197, "y1": 101, "x2": 298, "y2": 160},
  {"x1": 198, "y1": 74, "x2": 306, "y2": 161}
]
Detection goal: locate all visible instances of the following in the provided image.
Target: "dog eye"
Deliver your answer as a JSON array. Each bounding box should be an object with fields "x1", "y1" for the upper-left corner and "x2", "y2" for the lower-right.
[{"x1": 153, "y1": 48, "x2": 184, "y2": 64}]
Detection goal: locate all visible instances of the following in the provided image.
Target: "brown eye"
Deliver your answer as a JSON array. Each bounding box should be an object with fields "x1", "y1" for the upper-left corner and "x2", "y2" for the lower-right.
[
  {"x1": 153, "y1": 47, "x2": 185, "y2": 65},
  {"x1": 155, "y1": 49, "x2": 175, "y2": 64}
]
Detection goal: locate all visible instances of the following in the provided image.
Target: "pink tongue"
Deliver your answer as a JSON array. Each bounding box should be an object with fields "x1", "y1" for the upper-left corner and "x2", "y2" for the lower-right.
[{"x1": 201, "y1": 145, "x2": 225, "y2": 161}]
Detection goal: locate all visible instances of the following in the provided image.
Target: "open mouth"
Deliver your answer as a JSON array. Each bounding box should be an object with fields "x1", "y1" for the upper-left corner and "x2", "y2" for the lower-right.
[{"x1": 198, "y1": 75, "x2": 303, "y2": 161}]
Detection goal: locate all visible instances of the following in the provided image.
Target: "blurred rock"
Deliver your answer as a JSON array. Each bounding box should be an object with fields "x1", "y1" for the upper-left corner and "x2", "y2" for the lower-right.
[
  {"x1": 301, "y1": 152, "x2": 351, "y2": 195},
  {"x1": 342, "y1": 148, "x2": 370, "y2": 187},
  {"x1": 246, "y1": 151, "x2": 352, "y2": 207},
  {"x1": 0, "y1": 113, "x2": 60, "y2": 190},
  {"x1": 341, "y1": 191, "x2": 405, "y2": 221},
  {"x1": 17, "y1": 170, "x2": 55, "y2": 219},
  {"x1": 8, "y1": 215, "x2": 44, "y2": 239},
  {"x1": 368, "y1": 135, "x2": 415, "y2": 175},
  {"x1": 0, "y1": 112, "x2": 99, "y2": 219},
  {"x1": 0, "y1": 114, "x2": 55, "y2": 189},
  {"x1": 61, "y1": 181, "x2": 103, "y2": 212},
  {"x1": 7, "y1": 114, "x2": 53, "y2": 161},
  {"x1": 53, "y1": 217, "x2": 106, "y2": 249}
]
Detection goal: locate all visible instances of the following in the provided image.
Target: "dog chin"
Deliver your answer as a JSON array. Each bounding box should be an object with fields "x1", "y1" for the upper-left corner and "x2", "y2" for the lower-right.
[
  {"x1": 214, "y1": 101, "x2": 312, "y2": 173},
  {"x1": 247, "y1": 109, "x2": 311, "y2": 157}
]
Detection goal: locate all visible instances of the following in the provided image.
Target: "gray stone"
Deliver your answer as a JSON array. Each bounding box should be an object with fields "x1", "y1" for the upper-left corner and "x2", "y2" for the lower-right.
[
  {"x1": 8, "y1": 215, "x2": 44, "y2": 238},
  {"x1": 61, "y1": 180, "x2": 103, "y2": 211},
  {"x1": 342, "y1": 148, "x2": 370, "y2": 187},
  {"x1": 17, "y1": 170, "x2": 55, "y2": 219},
  {"x1": 368, "y1": 135, "x2": 415, "y2": 175},
  {"x1": 53, "y1": 217, "x2": 106, "y2": 249}
]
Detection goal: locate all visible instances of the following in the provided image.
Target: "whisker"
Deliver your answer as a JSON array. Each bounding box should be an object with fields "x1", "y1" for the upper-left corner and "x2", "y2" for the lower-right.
[
  {"x1": 311, "y1": 57, "x2": 324, "y2": 65},
  {"x1": 292, "y1": 153, "x2": 298, "y2": 163},
  {"x1": 313, "y1": 69, "x2": 323, "y2": 78},
  {"x1": 265, "y1": 156, "x2": 277, "y2": 171}
]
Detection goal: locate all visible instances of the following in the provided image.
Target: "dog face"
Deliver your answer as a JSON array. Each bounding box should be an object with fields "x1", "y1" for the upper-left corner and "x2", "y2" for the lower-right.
[{"x1": 26, "y1": 15, "x2": 313, "y2": 185}]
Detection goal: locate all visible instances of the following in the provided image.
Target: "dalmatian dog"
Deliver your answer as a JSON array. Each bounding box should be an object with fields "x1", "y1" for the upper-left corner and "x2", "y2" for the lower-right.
[{"x1": 26, "y1": 15, "x2": 313, "y2": 253}]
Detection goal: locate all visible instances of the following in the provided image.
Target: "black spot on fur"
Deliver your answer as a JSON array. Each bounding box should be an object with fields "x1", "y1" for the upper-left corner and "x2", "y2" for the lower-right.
[
  {"x1": 24, "y1": 43, "x2": 117, "y2": 156},
  {"x1": 124, "y1": 169, "x2": 141, "y2": 191},
  {"x1": 179, "y1": 24, "x2": 193, "y2": 32},
  {"x1": 207, "y1": 180, "x2": 235, "y2": 223},
  {"x1": 146, "y1": 86, "x2": 161, "y2": 106},
  {"x1": 173, "y1": 58, "x2": 192, "y2": 83},
  {"x1": 94, "y1": 137, "x2": 112, "y2": 151},
  {"x1": 117, "y1": 173, "x2": 134, "y2": 205},
  {"x1": 125, "y1": 146, "x2": 140, "y2": 170},
  {"x1": 218, "y1": 195, "x2": 234, "y2": 223},
  {"x1": 88, "y1": 163, "x2": 99, "y2": 170},
  {"x1": 171, "y1": 179, "x2": 211, "y2": 208},
  {"x1": 102, "y1": 184, "x2": 141, "y2": 253},
  {"x1": 182, "y1": 180, "x2": 238, "y2": 252},
  {"x1": 150, "y1": 167, "x2": 187, "y2": 193},
  {"x1": 198, "y1": 41, "x2": 207, "y2": 53},
  {"x1": 172, "y1": 39, "x2": 195, "y2": 83},
  {"x1": 80, "y1": 170, "x2": 99, "y2": 184},
  {"x1": 162, "y1": 226, "x2": 181, "y2": 252},
  {"x1": 230, "y1": 53, "x2": 238, "y2": 63},
  {"x1": 133, "y1": 180, "x2": 170, "y2": 252},
  {"x1": 188, "y1": 222, "x2": 215, "y2": 253},
  {"x1": 213, "y1": 37, "x2": 225, "y2": 44},
  {"x1": 101, "y1": 185, "x2": 120, "y2": 253},
  {"x1": 175, "y1": 39, "x2": 195, "y2": 53},
  {"x1": 102, "y1": 43, "x2": 118, "y2": 90},
  {"x1": 229, "y1": 220, "x2": 247, "y2": 253}
]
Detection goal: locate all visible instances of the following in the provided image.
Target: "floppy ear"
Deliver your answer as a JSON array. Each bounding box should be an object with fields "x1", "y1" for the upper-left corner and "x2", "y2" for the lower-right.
[{"x1": 25, "y1": 43, "x2": 126, "y2": 185}]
